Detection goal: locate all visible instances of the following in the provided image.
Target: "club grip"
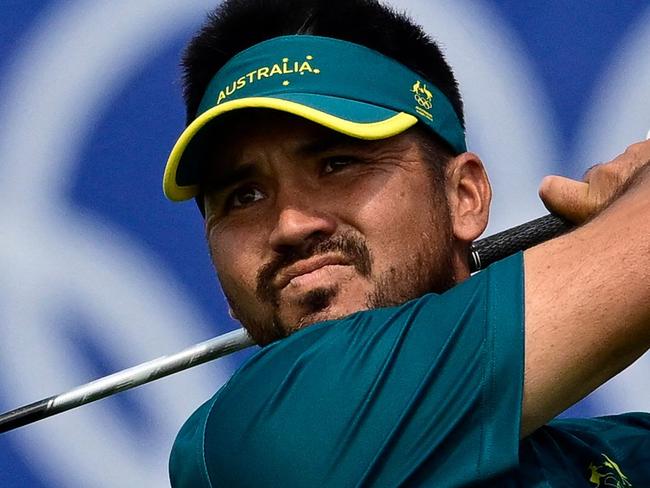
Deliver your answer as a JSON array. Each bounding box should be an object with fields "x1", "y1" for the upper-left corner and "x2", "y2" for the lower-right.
[{"x1": 469, "y1": 214, "x2": 572, "y2": 272}]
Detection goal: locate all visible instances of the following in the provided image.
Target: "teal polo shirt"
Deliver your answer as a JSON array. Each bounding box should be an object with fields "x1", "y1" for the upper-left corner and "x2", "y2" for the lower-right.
[
  {"x1": 169, "y1": 252, "x2": 650, "y2": 486},
  {"x1": 170, "y1": 253, "x2": 524, "y2": 486},
  {"x1": 514, "y1": 413, "x2": 650, "y2": 486}
]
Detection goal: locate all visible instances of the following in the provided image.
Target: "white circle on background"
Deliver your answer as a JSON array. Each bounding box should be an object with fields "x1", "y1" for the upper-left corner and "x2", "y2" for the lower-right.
[
  {"x1": 571, "y1": 5, "x2": 650, "y2": 415},
  {"x1": 0, "y1": 1, "x2": 231, "y2": 486},
  {"x1": 392, "y1": 0, "x2": 558, "y2": 235}
]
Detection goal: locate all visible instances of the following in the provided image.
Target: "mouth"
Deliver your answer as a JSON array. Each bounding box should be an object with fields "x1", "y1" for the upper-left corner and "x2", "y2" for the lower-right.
[{"x1": 275, "y1": 255, "x2": 350, "y2": 291}]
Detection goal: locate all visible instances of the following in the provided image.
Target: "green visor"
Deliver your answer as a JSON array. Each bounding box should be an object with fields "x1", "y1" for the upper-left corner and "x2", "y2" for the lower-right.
[{"x1": 164, "y1": 35, "x2": 466, "y2": 201}]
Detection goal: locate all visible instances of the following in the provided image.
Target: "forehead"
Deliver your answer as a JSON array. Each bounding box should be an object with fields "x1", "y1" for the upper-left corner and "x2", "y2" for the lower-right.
[{"x1": 209, "y1": 109, "x2": 360, "y2": 155}]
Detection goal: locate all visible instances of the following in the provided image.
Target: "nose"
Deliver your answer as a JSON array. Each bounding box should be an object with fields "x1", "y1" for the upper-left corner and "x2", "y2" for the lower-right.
[{"x1": 268, "y1": 203, "x2": 337, "y2": 252}]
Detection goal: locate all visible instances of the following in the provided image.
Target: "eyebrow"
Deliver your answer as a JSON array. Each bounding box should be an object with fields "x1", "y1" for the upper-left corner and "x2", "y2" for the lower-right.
[
  {"x1": 204, "y1": 132, "x2": 379, "y2": 193},
  {"x1": 205, "y1": 163, "x2": 258, "y2": 195},
  {"x1": 296, "y1": 132, "x2": 370, "y2": 156}
]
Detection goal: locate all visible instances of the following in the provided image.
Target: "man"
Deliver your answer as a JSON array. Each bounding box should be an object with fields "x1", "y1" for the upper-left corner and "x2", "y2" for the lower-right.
[{"x1": 163, "y1": 0, "x2": 650, "y2": 485}]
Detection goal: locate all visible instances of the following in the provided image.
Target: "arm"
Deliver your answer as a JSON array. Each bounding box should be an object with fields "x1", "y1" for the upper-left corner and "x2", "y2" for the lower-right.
[{"x1": 521, "y1": 140, "x2": 650, "y2": 437}]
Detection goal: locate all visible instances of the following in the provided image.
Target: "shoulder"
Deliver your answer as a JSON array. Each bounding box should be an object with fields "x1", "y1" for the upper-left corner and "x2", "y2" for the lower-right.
[
  {"x1": 187, "y1": 254, "x2": 525, "y2": 485},
  {"x1": 228, "y1": 250, "x2": 523, "y2": 385},
  {"x1": 515, "y1": 414, "x2": 650, "y2": 486},
  {"x1": 548, "y1": 412, "x2": 650, "y2": 439},
  {"x1": 209, "y1": 252, "x2": 525, "y2": 420}
]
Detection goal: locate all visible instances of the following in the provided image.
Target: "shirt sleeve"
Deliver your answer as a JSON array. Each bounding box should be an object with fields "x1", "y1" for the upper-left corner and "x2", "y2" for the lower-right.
[
  {"x1": 169, "y1": 252, "x2": 525, "y2": 488},
  {"x1": 512, "y1": 413, "x2": 650, "y2": 486}
]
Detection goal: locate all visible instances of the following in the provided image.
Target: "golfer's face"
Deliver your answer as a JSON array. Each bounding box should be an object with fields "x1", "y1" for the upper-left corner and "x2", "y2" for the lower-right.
[{"x1": 203, "y1": 112, "x2": 455, "y2": 345}]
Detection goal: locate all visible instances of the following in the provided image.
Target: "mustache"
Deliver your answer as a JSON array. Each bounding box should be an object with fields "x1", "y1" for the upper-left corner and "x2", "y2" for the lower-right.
[{"x1": 256, "y1": 233, "x2": 372, "y2": 303}]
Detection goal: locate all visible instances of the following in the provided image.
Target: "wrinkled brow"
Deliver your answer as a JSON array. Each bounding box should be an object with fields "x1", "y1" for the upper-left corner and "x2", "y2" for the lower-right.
[
  {"x1": 203, "y1": 131, "x2": 407, "y2": 193},
  {"x1": 295, "y1": 132, "x2": 368, "y2": 157},
  {"x1": 204, "y1": 163, "x2": 258, "y2": 195}
]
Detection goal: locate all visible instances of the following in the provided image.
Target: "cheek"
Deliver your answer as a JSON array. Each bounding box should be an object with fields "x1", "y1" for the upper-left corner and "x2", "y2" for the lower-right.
[
  {"x1": 352, "y1": 181, "x2": 445, "y2": 264},
  {"x1": 353, "y1": 179, "x2": 434, "y2": 233},
  {"x1": 209, "y1": 232, "x2": 262, "y2": 301}
]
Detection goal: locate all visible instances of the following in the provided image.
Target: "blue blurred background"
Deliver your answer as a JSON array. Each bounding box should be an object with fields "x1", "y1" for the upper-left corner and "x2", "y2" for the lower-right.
[{"x1": 1, "y1": 1, "x2": 649, "y2": 486}]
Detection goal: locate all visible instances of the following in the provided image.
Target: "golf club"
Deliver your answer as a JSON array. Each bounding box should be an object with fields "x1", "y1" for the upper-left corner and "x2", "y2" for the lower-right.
[{"x1": 0, "y1": 213, "x2": 571, "y2": 434}]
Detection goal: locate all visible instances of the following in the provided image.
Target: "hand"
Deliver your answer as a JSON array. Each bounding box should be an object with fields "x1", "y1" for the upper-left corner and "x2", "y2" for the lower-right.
[{"x1": 538, "y1": 139, "x2": 650, "y2": 224}]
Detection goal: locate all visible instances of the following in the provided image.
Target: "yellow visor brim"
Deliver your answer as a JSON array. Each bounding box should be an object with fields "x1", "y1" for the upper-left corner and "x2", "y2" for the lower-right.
[{"x1": 163, "y1": 96, "x2": 418, "y2": 201}]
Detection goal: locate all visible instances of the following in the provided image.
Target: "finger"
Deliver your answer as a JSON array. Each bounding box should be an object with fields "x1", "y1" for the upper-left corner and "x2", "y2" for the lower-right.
[{"x1": 538, "y1": 175, "x2": 592, "y2": 224}]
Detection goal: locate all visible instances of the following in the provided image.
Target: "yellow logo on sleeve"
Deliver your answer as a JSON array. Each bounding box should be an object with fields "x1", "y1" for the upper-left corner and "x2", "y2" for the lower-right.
[
  {"x1": 588, "y1": 453, "x2": 632, "y2": 487},
  {"x1": 216, "y1": 55, "x2": 321, "y2": 105}
]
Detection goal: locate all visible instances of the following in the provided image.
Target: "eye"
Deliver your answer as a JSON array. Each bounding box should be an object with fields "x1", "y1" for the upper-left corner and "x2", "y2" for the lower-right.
[
  {"x1": 322, "y1": 156, "x2": 358, "y2": 175},
  {"x1": 226, "y1": 185, "x2": 266, "y2": 209}
]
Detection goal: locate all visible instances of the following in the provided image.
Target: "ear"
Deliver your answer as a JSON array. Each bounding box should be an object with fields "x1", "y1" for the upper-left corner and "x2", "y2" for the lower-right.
[{"x1": 445, "y1": 152, "x2": 492, "y2": 243}]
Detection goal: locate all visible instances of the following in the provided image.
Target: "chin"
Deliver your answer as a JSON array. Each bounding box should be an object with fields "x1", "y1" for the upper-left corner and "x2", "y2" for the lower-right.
[{"x1": 286, "y1": 290, "x2": 369, "y2": 330}]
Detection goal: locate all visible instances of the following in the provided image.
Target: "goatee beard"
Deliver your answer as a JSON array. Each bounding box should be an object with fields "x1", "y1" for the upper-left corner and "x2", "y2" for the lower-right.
[
  {"x1": 255, "y1": 233, "x2": 372, "y2": 305},
  {"x1": 226, "y1": 225, "x2": 456, "y2": 346}
]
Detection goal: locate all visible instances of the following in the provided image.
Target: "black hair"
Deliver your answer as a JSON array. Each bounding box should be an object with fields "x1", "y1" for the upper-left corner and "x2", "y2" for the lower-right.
[{"x1": 182, "y1": 0, "x2": 464, "y2": 128}]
